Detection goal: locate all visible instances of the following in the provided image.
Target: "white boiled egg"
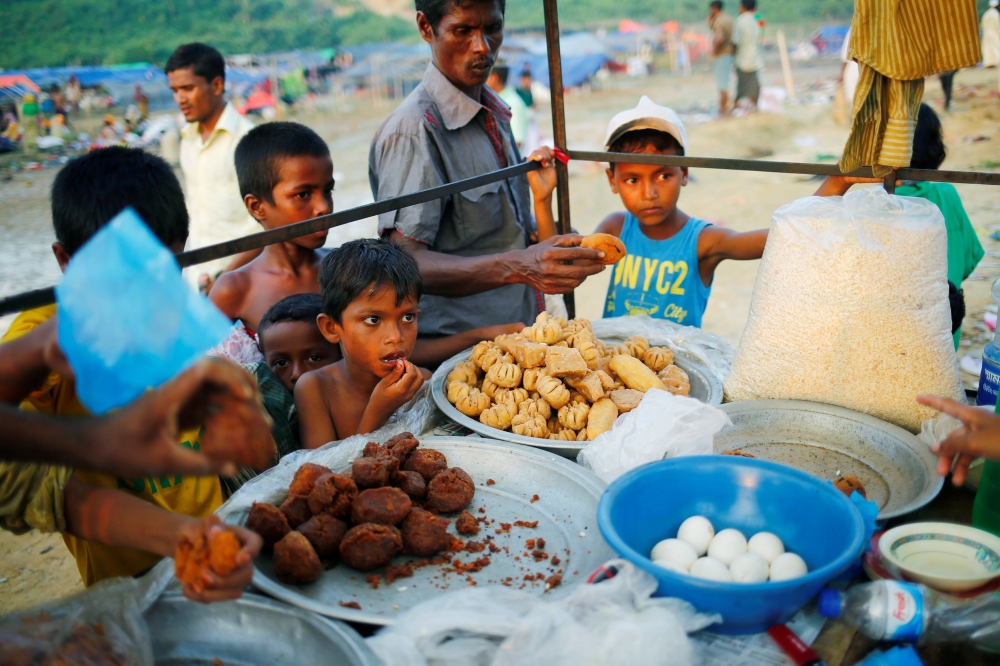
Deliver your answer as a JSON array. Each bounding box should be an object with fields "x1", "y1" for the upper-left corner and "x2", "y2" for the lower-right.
[
  {"x1": 707, "y1": 528, "x2": 748, "y2": 567},
  {"x1": 729, "y1": 552, "x2": 770, "y2": 583},
  {"x1": 650, "y1": 538, "x2": 698, "y2": 571},
  {"x1": 770, "y1": 552, "x2": 808, "y2": 582},
  {"x1": 653, "y1": 559, "x2": 690, "y2": 575},
  {"x1": 748, "y1": 532, "x2": 785, "y2": 564},
  {"x1": 690, "y1": 556, "x2": 733, "y2": 582},
  {"x1": 677, "y1": 516, "x2": 715, "y2": 556}
]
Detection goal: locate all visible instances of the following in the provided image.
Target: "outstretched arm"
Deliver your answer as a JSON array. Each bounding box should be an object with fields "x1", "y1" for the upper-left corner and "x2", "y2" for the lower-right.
[
  {"x1": 698, "y1": 226, "x2": 769, "y2": 284},
  {"x1": 410, "y1": 322, "x2": 525, "y2": 367}
]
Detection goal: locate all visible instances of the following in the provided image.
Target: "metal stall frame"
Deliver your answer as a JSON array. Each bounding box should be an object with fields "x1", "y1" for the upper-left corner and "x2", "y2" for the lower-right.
[{"x1": 1, "y1": 0, "x2": 999, "y2": 319}]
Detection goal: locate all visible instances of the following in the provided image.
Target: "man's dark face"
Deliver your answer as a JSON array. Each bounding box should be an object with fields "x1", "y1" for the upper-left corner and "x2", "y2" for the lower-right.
[{"x1": 417, "y1": 0, "x2": 504, "y2": 95}]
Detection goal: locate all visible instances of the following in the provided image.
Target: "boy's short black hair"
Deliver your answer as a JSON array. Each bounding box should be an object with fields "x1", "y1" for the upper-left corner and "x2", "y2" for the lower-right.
[
  {"x1": 165, "y1": 43, "x2": 226, "y2": 84},
  {"x1": 319, "y1": 239, "x2": 423, "y2": 322},
  {"x1": 608, "y1": 128, "x2": 685, "y2": 172},
  {"x1": 51, "y1": 147, "x2": 188, "y2": 255},
  {"x1": 416, "y1": 0, "x2": 506, "y2": 32},
  {"x1": 911, "y1": 103, "x2": 946, "y2": 171},
  {"x1": 257, "y1": 293, "x2": 324, "y2": 352},
  {"x1": 235, "y1": 122, "x2": 331, "y2": 204}
]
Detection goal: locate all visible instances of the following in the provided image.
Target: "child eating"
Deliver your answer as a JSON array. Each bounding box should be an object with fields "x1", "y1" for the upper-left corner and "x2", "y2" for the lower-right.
[{"x1": 294, "y1": 239, "x2": 429, "y2": 447}]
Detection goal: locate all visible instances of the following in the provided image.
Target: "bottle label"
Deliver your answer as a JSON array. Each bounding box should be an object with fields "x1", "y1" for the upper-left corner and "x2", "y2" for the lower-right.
[
  {"x1": 977, "y1": 356, "x2": 1000, "y2": 407},
  {"x1": 883, "y1": 581, "x2": 924, "y2": 642}
]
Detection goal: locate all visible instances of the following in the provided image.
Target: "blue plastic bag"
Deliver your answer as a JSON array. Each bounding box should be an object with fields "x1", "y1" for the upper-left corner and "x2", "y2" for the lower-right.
[{"x1": 55, "y1": 208, "x2": 231, "y2": 414}]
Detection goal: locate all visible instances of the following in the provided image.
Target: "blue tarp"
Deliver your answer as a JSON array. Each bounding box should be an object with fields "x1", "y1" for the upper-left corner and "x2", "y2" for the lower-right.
[
  {"x1": 505, "y1": 53, "x2": 609, "y2": 89},
  {"x1": 813, "y1": 26, "x2": 849, "y2": 57},
  {"x1": 2, "y1": 65, "x2": 166, "y2": 89}
]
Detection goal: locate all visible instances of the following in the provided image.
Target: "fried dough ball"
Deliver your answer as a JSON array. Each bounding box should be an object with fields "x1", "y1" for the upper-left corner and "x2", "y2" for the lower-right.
[
  {"x1": 522, "y1": 367, "x2": 544, "y2": 392},
  {"x1": 558, "y1": 401, "x2": 590, "y2": 431},
  {"x1": 570, "y1": 333, "x2": 600, "y2": 370},
  {"x1": 580, "y1": 233, "x2": 627, "y2": 264},
  {"x1": 273, "y1": 531, "x2": 322, "y2": 584},
  {"x1": 622, "y1": 336, "x2": 650, "y2": 358},
  {"x1": 471, "y1": 340, "x2": 496, "y2": 368},
  {"x1": 494, "y1": 387, "x2": 529, "y2": 410},
  {"x1": 536, "y1": 374, "x2": 571, "y2": 409},
  {"x1": 288, "y1": 462, "x2": 332, "y2": 497},
  {"x1": 456, "y1": 510, "x2": 480, "y2": 535},
  {"x1": 425, "y1": 467, "x2": 475, "y2": 513},
  {"x1": 658, "y1": 364, "x2": 691, "y2": 396},
  {"x1": 307, "y1": 473, "x2": 358, "y2": 518},
  {"x1": 547, "y1": 428, "x2": 578, "y2": 441},
  {"x1": 280, "y1": 494, "x2": 312, "y2": 528},
  {"x1": 386, "y1": 432, "x2": 420, "y2": 461},
  {"x1": 403, "y1": 449, "x2": 448, "y2": 482},
  {"x1": 478, "y1": 347, "x2": 510, "y2": 372},
  {"x1": 175, "y1": 530, "x2": 241, "y2": 588},
  {"x1": 447, "y1": 360, "x2": 479, "y2": 386},
  {"x1": 351, "y1": 487, "x2": 412, "y2": 526},
  {"x1": 391, "y1": 469, "x2": 427, "y2": 501},
  {"x1": 339, "y1": 523, "x2": 403, "y2": 571},
  {"x1": 524, "y1": 316, "x2": 562, "y2": 345},
  {"x1": 518, "y1": 398, "x2": 551, "y2": 421},
  {"x1": 352, "y1": 456, "x2": 392, "y2": 489},
  {"x1": 480, "y1": 401, "x2": 516, "y2": 430},
  {"x1": 487, "y1": 361, "x2": 522, "y2": 388},
  {"x1": 201, "y1": 390, "x2": 277, "y2": 470},
  {"x1": 296, "y1": 514, "x2": 349, "y2": 560},
  {"x1": 512, "y1": 413, "x2": 548, "y2": 438},
  {"x1": 455, "y1": 387, "x2": 491, "y2": 417},
  {"x1": 400, "y1": 508, "x2": 450, "y2": 556},
  {"x1": 447, "y1": 380, "x2": 471, "y2": 404},
  {"x1": 833, "y1": 475, "x2": 867, "y2": 499},
  {"x1": 642, "y1": 347, "x2": 674, "y2": 372},
  {"x1": 246, "y1": 501, "x2": 290, "y2": 547}
]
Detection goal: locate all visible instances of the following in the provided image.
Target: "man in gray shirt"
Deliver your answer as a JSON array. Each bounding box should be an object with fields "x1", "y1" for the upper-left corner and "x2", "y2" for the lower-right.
[{"x1": 369, "y1": 0, "x2": 604, "y2": 338}]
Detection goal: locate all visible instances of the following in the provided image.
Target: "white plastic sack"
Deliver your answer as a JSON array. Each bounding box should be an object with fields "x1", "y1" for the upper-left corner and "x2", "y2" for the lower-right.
[
  {"x1": 365, "y1": 559, "x2": 719, "y2": 666},
  {"x1": 577, "y1": 390, "x2": 731, "y2": 484},
  {"x1": 591, "y1": 315, "x2": 735, "y2": 384},
  {"x1": 724, "y1": 187, "x2": 965, "y2": 432}
]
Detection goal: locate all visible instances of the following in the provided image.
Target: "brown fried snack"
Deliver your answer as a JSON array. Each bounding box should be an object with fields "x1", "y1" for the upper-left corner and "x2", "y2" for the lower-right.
[
  {"x1": 280, "y1": 494, "x2": 312, "y2": 528},
  {"x1": 580, "y1": 233, "x2": 626, "y2": 264},
  {"x1": 351, "y1": 487, "x2": 413, "y2": 525},
  {"x1": 363, "y1": 442, "x2": 391, "y2": 458},
  {"x1": 289, "y1": 462, "x2": 333, "y2": 496},
  {"x1": 273, "y1": 531, "x2": 322, "y2": 584},
  {"x1": 402, "y1": 449, "x2": 448, "y2": 482},
  {"x1": 455, "y1": 510, "x2": 480, "y2": 535},
  {"x1": 307, "y1": 473, "x2": 358, "y2": 518},
  {"x1": 352, "y1": 456, "x2": 391, "y2": 489},
  {"x1": 175, "y1": 530, "x2": 241, "y2": 589},
  {"x1": 339, "y1": 523, "x2": 403, "y2": 571},
  {"x1": 208, "y1": 530, "x2": 241, "y2": 576},
  {"x1": 297, "y1": 514, "x2": 349, "y2": 560},
  {"x1": 200, "y1": 389, "x2": 277, "y2": 470},
  {"x1": 425, "y1": 467, "x2": 475, "y2": 513},
  {"x1": 400, "y1": 508, "x2": 450, "y2": 556},
  {"x1": 246, "y1": 502, "x2": 290, "y2": 547},
  {"x1": 392, "y1": 469, "x2": 427, "y2": 501},
  {"x1": 386, "y1": 431, "x2": 420, "y2": 461},
  {"x1": 833, "y1": 475, "x2": 867, "y2": 499}
]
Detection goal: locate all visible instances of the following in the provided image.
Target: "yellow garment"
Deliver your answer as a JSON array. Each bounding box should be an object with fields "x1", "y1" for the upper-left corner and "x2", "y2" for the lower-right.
[
  {"x1": 0, "y1": 306, "x2": 224, "y2": 586},
  {"x1": 179, "y1": 102, "x2": 258, "y2": 286},
  {"x1": 841, "y1": 0, "x2": 981, "y2": 176}
]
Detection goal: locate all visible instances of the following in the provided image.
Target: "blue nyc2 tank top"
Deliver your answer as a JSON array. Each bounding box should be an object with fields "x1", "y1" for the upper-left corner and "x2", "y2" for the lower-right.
[{"x1": 603, "y1": 213, "x2": 712, "y2": 327}]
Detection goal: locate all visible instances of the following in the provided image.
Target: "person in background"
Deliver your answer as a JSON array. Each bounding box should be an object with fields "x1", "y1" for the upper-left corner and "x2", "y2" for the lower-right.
[
  {"x1": 707, "y1": 1, "x2": 734, "y2": 117},
  {"x1": 66, "y1": 75, "x2": 81, "y2": 115},
  {"x1": 515, "y1": 67, "x2": 533, "y2": 108},
  {"x1": 486, "y1": 64, "x2": 527, "y2": 149},
  {"x1": 50, "y1": 84, "x2": 66, "y2": 118},
  {"x1": 166, "y1": 42, "x2": 262, "y2": 293},
  {"x1": 134, "y1": 85, "x2": 150, "y2": 121},
  {"x1": 839, "y1": 28, "x2": 859, "y2": 109},
  {"x1": 983, "y1": 0, "x2": 1000, "y2": 68},
  {"x1": 95, "y1": 114, "x2": 119, "y2": 147},
  {"x1": 731, "y1": 0, "x2": 763, "y2": 111},
  {"x1": 20, "y1": 93, "x2": 39, "y2": 155}
]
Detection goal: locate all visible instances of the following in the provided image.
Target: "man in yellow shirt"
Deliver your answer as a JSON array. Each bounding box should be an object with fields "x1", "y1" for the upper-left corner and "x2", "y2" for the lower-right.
[
  {"x1": 167, "y1": 43, "x2": 261, "y2": 292},
  {"x1": 0, "y1": 147, "x2": 260, "y2": 600}
]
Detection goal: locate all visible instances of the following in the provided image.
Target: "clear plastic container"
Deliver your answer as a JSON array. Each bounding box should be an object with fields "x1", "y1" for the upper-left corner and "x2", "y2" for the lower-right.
[{"x1": 975, "y1": 278, "x2": 1000, "y2": 408}]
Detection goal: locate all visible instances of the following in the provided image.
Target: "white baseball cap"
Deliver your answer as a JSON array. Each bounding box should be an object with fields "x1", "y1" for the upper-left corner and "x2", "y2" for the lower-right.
[{"x1": 603, "y1": 96, "x2": 687, "y2": 153}]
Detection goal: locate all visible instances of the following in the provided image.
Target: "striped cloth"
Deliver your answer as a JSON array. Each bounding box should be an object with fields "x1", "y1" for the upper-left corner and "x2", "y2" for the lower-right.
[{"x1": 841, "y1": 0, "x2": 981, "y2": 176}]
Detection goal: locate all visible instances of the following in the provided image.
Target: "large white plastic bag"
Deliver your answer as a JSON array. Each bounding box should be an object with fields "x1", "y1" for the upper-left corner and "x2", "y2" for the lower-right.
[
  {"x1": 365, "y1": 559, "x2": 719, "y2": 666},
  {"x1": 577, "y1": 390, "x2": 731, "y2": 484},
  {"x1": 55, "y1": 208, "x2": 231, "y2": 413},
  {"x1": 723, "y1": 187, "x2": 965, "y2": 432}
]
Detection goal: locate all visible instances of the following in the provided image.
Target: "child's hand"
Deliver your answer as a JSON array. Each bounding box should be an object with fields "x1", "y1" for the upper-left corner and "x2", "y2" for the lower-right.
[
  {"x1": 177, "y1": 515, "x2": 262, "y2": 604},
  {"x1": 526, "y1": 147, "x2": 558, "y2": 202},
  {"x1": 916, "y1": 394, "x2": 1000, "y2": 486},
  {"x1": 369, "y1": 360, "x2": 424, "y2": 422}
]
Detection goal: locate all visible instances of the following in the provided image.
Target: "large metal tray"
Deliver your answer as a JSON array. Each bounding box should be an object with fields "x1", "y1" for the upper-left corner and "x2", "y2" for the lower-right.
[
  {"x1": 431, "y1": 346, "x2": 722, "y2": 458},
  {"x1": 240, "y1": 437, "x2": 613, "y2": 626},
  {"x1": 145, "y1": 591, "x2": 378, "y2": 665},
  {"x1": 715, "y1": 399, "x2": 943, "y2": 520}
]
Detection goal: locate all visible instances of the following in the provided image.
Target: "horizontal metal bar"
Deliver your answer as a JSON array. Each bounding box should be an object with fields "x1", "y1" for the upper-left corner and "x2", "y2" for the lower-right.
[{"x1": 569, "y1": 151, "x2": 1000, "y2": 186}]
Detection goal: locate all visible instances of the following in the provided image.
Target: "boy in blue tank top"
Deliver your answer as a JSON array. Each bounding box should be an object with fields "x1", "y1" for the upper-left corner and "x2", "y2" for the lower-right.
[{"x1": 532, "y1": 97, "x2": 768, "y2": 327}]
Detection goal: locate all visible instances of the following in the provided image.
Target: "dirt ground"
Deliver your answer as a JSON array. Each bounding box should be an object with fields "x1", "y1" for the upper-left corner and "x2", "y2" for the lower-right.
[{"x1": 1, "y1": 62, "x2": 999, "y2": 613}]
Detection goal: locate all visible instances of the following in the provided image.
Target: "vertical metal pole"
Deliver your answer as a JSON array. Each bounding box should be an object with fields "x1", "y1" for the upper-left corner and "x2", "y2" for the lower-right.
[
  {"x1": 543, "y1": 0, "x2": 575, "y2": 318},
  {"x1": 883, "y1": 169, "x2": 897, "y2": 194}
]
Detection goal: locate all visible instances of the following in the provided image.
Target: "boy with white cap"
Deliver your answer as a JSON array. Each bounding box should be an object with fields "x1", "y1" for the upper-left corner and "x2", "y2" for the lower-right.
[{"x1": 534, "y1": 96, "x2": 767, "y2": 327}]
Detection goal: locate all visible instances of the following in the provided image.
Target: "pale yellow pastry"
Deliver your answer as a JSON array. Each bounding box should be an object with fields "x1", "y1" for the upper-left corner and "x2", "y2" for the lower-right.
[
  {"x1": 609, "y1": 355, "x2": 667, "y2": 393},
  {"x1": 586, "y1": 398, "x2": 619, "y2": 440}
]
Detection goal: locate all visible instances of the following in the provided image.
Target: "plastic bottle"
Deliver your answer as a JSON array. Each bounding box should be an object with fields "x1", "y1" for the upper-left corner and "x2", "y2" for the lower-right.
[
  {"x1": 819, "y1": 581, "x2": 1000, "y2": 650},
  {"x1": 975, "y1": 278, "x2": 1000, "y2": 407}
]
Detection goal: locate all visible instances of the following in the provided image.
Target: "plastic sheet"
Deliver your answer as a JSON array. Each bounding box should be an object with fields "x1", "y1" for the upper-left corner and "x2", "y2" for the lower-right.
[
  {"x1": 207, "y1": 321, "x2": 265, "y2": 365},
  {"x1": 55, "y1": 208, "x2": 231, "y2": 413},
  {"x1": 577, "y1": 391, "x2": 731, "y2": 484},
  {"x1": 590, "y1": 315, "x2": 734, "y2": 384},
  {"x1": 365, "y1": 559, "x2": 719, "y2": 666}
]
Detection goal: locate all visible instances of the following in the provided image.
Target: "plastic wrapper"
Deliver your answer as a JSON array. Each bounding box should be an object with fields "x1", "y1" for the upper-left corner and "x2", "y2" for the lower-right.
[
  {"x1": 55, "y1": 208, "x2": 232, "y2": 414},
  {"x1": 365, "y1": 559, "x2": 719, "y2": 666},
  {"x1": 591, "y1": 315, "x2": 734, "y2": 384},
  {"x1": 216, "y1": 385, "x2": 439, "y2": 522},
  {"x1": 0, "y1": 564, "x2": 171, "y2": 666},
  {"x1": 577, "y1": 390, "x2": 731, "y2": 484},
  {"x1": 723, "y1": 188, "x2": 965, "y2": 432},
  {"x1": 207, "y1": 321, "x2": 265, "y2": 365}
]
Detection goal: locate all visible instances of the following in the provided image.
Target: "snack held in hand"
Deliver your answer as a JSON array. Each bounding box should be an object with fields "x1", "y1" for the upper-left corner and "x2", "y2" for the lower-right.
[
  {"x1": 581, "y1": 233, "x2": 627, "y2": 264},
  {"x1": 175, "y1": 529, "x2": 241, "y2": 590},
  {"x1": 444, "y1": 313, "x2": 694, "y2": 440}
]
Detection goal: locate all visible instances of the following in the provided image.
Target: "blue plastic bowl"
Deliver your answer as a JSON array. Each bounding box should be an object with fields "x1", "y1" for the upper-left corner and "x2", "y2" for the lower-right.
[{"x1": 597, "y1": 456, "x2": 865, "y2": 634}]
